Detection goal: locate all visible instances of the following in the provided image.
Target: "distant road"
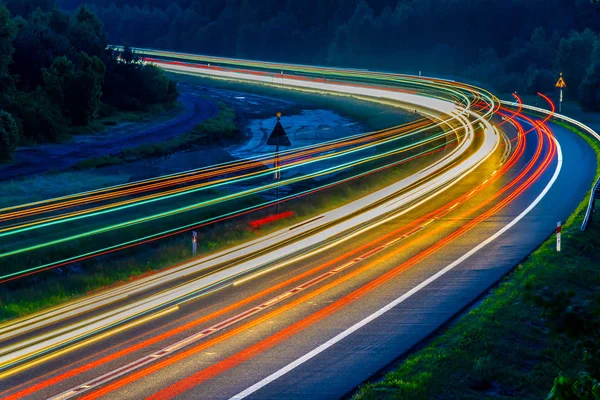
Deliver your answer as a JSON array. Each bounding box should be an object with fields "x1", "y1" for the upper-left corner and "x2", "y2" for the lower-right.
[{"x1": 0, "y1": 85, "x2": 217, "y2": 182}]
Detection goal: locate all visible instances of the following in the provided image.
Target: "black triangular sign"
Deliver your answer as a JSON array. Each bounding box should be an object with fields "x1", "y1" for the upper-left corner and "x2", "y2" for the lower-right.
[{"x1": 267, "y1": 121, "x2": 291, "y2": 146}]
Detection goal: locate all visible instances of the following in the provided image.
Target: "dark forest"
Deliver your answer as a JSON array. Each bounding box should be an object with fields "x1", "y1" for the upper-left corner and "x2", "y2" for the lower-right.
[
  {"x1": 48, "y1": 0, "x2": 600, "y2": 108},
  {"x1": 0, "y1": 0, "x2": 178, "y2": 160},
  {"x1": 1, "y1": 0, "x2": 600, "y2": 160}
]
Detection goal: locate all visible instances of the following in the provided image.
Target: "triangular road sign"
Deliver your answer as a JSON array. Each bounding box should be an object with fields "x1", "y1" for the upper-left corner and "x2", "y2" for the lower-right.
[
  {"x1": 267, "y1": 120, "x2": 291, "y2": 146},
  {"x1": 555, "y1": 73, "x2": 566, "y2": 88}
]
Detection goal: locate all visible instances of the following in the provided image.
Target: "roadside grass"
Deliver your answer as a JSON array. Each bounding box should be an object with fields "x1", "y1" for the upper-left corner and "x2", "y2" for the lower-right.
[
  {"x1": 73, "y1": 102, "x2": 239, "y2": 170},
  {"x1": 0, "y1": 133, "x2": 445, "y2": 322},
  {"x1": 0, "y1": 171, "x2": 132, "y2": 209},
  {"x1": 353, "y1": 123, "x2": 600, "y2": 400}
]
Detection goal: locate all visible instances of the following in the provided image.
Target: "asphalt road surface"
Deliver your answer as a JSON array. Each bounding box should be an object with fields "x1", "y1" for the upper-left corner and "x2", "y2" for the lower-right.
[
  {"x1": 0, "y1": 116, "x2": 593, "y2": 400},
  {"x1": 0, "y1": 53, "x2": 595, "y2": 400}
]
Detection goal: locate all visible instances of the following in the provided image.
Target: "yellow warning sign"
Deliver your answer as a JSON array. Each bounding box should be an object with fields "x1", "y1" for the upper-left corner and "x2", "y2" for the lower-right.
[{"x1": 555, "y1": 73, "x2": 566, "y2": 88}]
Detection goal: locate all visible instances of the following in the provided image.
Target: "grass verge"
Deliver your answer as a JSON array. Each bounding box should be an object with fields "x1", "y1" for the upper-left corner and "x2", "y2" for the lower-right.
[
  {"x1": 353, "y1": 122, "x2": 600, "y2": 399},
  {"x1": 73, "y1": 101, "x2": 239, "y2": 169}
]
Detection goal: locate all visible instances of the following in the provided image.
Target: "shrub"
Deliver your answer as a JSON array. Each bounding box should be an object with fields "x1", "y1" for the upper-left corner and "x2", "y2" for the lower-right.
[{"x1": 0, "y1": 109, "x2": 19, "y2": 161}]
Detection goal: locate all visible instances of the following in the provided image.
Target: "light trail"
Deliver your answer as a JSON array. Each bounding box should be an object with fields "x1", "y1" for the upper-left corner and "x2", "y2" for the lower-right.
[
  {"x1": 0, "y1": 47, "x2": 586, "y2": 400},
  {"x1": 0, "y1": 140, "x2": 454, "y2": 285},
  {"x1": 0, "y1": 119, "x2": 448, "y2": 235},
  {"x1": 119, "y1": 109, "x2": 557, "y2": 400},
  {"x1": 66, "y1": 103, "x2": 552, "y2": 400},
  {"x1": 0, "y1": 112, "x2": 491, "y2": 375},
  {"x1": 13, "y1": 101, "x2": 524, "y2": 400},
  {"x1": 0, "y1": 119, "x2": 433, "y2": 224},
  {"x1": 0, "y1": 127, "x2": 463, "y2": 280},
  {"x1": 0, "y1": 50, "x2": 520, "y2": 400},
  {"x1": 0, "y1": 55, "x2": 491, "y2": 285}
]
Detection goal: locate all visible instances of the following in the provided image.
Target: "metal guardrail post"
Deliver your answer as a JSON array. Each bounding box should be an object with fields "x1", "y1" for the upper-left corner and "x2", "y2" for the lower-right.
[{"x1": 585, "y1": 177, "x2": 600, "y2": 229}]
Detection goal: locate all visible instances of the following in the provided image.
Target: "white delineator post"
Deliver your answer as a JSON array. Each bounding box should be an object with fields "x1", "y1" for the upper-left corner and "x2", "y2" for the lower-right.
[
  {"x1": 192, "y1": 231, "x2": 198, "y2": 256},
  {"x1": 559, "y1": 88, "x2": 563, "y2": 113},
  {"x1": 556, "y1": 221, "x2": 561, "y2": 252}
]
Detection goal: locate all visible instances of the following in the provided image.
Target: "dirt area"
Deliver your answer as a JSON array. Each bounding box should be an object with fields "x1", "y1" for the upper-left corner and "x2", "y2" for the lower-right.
[{"x1": 0, "y1": 85, "x2": 218, "y2": 182}]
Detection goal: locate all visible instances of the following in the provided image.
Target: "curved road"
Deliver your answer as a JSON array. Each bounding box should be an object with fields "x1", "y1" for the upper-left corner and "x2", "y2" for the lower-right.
[{"x1": 0, "y1": 53, "x2": 596, "y2": 400}]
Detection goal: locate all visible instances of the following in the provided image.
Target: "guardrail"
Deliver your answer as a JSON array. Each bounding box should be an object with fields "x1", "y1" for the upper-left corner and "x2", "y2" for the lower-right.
[
  {"x1": 500, "y1": 101, "x2": 600, "y2": 231},
  {"x1": 584, "y1": 175, "x2": 600, "y2": 230}
]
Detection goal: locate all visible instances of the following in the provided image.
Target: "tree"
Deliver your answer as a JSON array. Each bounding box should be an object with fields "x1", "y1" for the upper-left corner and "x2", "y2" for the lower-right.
[
  {"x1": 0, "y1": 4, "x2": 16, "y2": 73},
  {"x1": 102, "y1": 47, "x2": 177, "y2": 111},
  {"x1": 0, "y1": 0, "x2": 178, "y2": 149},
  {"x1": 579, "y1": 43, "x2": 600, "y2": 111},
  {"x1": 66, "y1": 6, "x2": 107, "y2": 58},
  {"x1": 554, "y1": 30, "x2": 598, "y2": 100},
  {"x1": 0, "y1": 110, "x2": 19, "y2": 161},
  {"x1": 139, "y1": 63, "x2": 178, "y2": 105},
  {"x1": 42, "y1": 52, "x2": 105, "y2": 125},
  {"x1": 67, "y1": 52, "x2": 105, "y2": 125},
  {"x1": 2, "y1": 0, "x2": 56, "y2": 17},
  {"x1": 43, "y1": 55, "x2": 74, "y2": 111},
  {"x1": 0, "y1": 4, "x2": 17, "y2": 108},
  {"x1": 12, "y1": 89, "x2": 67, "y2": 143},
  {"x1": 10, "y1": 8, "x2": 71, "y2": 89},
  {"x1": 119, "y1": 45, "x2": 139, "y2": 64}
]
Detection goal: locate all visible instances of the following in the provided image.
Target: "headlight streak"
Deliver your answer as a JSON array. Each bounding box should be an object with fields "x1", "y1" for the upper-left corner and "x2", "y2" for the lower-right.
[
  {"x1": 0, "y1": 118, "x2": 439, "y2": 226},
  {"x1": 0, "y1": 115, "x2": 491, "y2": 375},
  {"x1": 0, "y1": 120, "x2": 431, "y2": 223},
  {"x1": 0, "y1": 52, "x2": 518, "y2": 396},
  {"x1": 0, "y1": 140, "x2": 454, "y2": 285},
  {"x1": 0, "y1": 128, "x2": 477, "y2": 367},
  {"x1": 67, "y1": 107, "x2": 555, "y2": 400},
  {"x1": 0, "y1": 123, "x2": 465, "y2": 268},
  {"x1": 2, "y1": 101, "x2": 522, "y2": 398},
  {"x1": 0, "y1": 123, "x2": 452, "y2": 238},
  {"x1": 0, "y1": 118, "x2": 428, "y2": 218},
  {"x1": 0, "y1": 306, "x2": 178, "y2": 385},
  {"x1": 0, "y1": 64, "x2": 488, "y2": 282},
  {"x1": 141, "y1": 108, "x2": 557, "y2": 400}
]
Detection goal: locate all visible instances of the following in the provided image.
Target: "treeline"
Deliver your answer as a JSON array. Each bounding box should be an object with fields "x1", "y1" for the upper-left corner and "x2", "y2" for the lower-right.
[
  {"x1": 0, "y1": 0, "x2": 178, "y2": 161},
  {"x1": 56, "y1": 0, "x2": 600, "y2": 110}
]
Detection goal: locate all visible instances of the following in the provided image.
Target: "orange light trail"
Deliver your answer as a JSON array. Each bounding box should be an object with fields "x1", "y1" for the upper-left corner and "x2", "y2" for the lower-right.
[
  {"x1": 1, "y1": 103, "x2": 522, "y2": 400},
  {"x1": 0, "y1": 119, "x2": 433, "y2": 227},
  {"x1": 143, "y1": 110, "x2": 556, "y2": 400},
  {"x1": 63, "y1": 104, "x2": 539, "y2": 400}
]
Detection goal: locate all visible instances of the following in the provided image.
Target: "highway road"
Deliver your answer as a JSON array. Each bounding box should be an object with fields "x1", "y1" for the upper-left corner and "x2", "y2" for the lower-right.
[{"x1": 0, "y1": 52, "x2": 596, "y2": 400}]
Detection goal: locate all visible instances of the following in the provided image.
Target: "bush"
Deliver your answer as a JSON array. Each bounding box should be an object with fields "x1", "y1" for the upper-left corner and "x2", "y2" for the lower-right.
[
  {"x1": 0, "y1": 109, "x2": 19, "y2": 161},
  {"x1": 12, "y1": 89, "x2": 68, "y2": 143},
  {"x1": 102, "y1": 48, "x2": 179, "y2": 112}
]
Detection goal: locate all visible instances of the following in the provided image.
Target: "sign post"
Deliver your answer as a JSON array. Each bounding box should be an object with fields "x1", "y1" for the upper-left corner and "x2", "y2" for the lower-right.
[
  {"x1": 555, "y1": 73, "x2": 566, "y2": 114},
  {"x1": 192, "y1": 231, "x2": 197, "y2": 256},
  {"x1": 267, "y1": 112, "x2": 292, "y2": 214},
  {"x1": 556, "y1": 221, "x2": 561, "y2": 252}
]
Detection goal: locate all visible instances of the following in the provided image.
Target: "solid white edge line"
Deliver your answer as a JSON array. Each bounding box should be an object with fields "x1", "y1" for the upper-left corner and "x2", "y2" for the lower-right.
[{"x1": 229, "y1": 136, "x2": 563, "y2": 400}]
